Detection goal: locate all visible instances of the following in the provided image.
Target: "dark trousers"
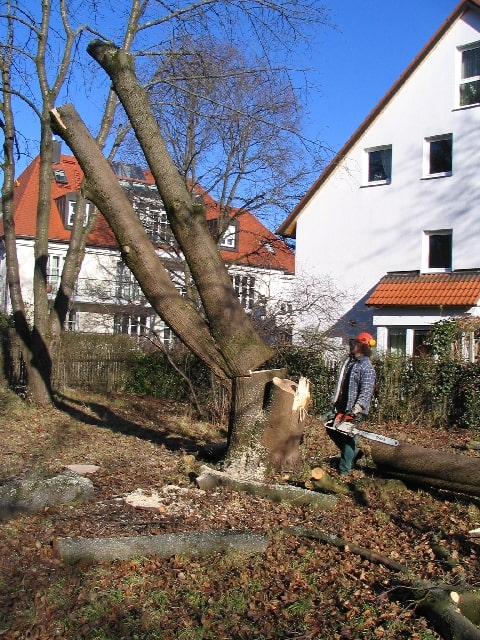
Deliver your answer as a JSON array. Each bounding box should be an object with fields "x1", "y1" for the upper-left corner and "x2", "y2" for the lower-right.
[{"x1": 326, "y1": 427, "x2": 358, "y2": 475}]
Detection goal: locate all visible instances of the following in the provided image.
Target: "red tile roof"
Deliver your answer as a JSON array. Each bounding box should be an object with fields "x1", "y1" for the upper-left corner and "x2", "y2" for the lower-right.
[
  {"x1": 4, "y1": 154, "x2": 294, "y2": 274},
  {"x1": 366, "y1": 271, "x2": 480, "y2": 307}
]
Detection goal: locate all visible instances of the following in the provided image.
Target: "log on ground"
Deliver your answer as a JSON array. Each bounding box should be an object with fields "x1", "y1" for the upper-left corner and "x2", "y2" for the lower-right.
[
  {"x1": 305, "y1": 467, "x2": 351, "y2": 496},
  {"x1": 54, "y1": 530, "x2": 268, "y2": 563},
  {"x1": 404, "y1": 581, "x2": 480, "y2": 640},
  {"x1": 369, "y1": 440, "x2": 480, "y2": 497},
  {"x1": 196, "y1": 465, "x2": 338, "y2": 510}
]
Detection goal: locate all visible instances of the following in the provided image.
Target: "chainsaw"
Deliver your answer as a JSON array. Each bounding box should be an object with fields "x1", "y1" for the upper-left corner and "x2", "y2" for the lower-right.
[{"x1": 325, "y1": 417, "x2": 399, "y2": 447}]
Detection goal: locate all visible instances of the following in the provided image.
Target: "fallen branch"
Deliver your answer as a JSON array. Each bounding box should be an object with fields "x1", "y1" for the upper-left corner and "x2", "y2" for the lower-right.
[
  {"x1": 196, "y1": 465, "x2": 338, "y2": 510},
  {"x1": 284, "y1": 526, "x2": 480, "y2": 640},
  {"x1": 283, "y1": 526, "x2": 407, "y2": 572},
  {"x1": 54, "y1": 530, "x2": 268, "y2": 563}
]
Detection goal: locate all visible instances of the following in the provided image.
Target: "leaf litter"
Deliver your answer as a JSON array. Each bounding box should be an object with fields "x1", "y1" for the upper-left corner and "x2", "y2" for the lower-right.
[{"x1": 0, "y1": 388, "x2": 479, "y2": 639}]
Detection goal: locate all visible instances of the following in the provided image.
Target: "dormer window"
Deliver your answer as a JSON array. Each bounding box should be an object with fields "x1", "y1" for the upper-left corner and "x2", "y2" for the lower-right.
[
  {"x1": 459, "y1": 42, "x2": 480, "y2": 107},
  {"x1": 111, "y1": 162, "x2": 146, "y2": 181},
  {"x1": 53, "y1": 168, "x2": 68, "y2": 184},
  {"x1": 55, "y1": 192, "x2": 94, "y2": 229},
  {"x1": 220, "y1": 222, "x2": 238, "y2": 250}
]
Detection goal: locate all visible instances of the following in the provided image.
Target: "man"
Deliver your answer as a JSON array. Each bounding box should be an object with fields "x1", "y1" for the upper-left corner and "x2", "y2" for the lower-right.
[{"x1": 326, "y1": 332, "x2": 376, "y2": 476}]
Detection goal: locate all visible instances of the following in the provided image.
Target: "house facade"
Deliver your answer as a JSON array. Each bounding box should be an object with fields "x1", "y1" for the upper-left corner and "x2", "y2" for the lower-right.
[
  {"x1": 277, "y1": 0, "x2": 480, "y2": 357},
  {"x1": 0, "y1": 150, "x2": 295, "y2": 345}
]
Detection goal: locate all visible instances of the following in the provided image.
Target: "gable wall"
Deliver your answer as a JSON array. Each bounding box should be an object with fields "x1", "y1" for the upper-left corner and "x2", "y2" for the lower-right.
[{"x1": 295, "y1": 10, "x2": 480, "y2": 335}]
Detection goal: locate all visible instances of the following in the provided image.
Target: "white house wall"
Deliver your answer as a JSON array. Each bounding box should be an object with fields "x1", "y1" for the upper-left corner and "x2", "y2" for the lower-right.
[{"x1": 295, "y1": 10, "x2": 480, "y2": 337}]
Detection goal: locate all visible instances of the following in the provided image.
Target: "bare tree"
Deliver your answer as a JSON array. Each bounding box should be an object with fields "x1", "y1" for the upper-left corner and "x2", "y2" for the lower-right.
[
  {"x1": 1, "y1": 0, "x2": 330, "y2": 410},
  {"x1": 125, "y1": 37, "x2": 321, "y2": 234}
]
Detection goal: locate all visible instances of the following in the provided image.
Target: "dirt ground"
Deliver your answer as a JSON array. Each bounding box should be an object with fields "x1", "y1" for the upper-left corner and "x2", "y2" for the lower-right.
[{"x1": 0, "y1": 387, "x2": 479, "y2": 640}]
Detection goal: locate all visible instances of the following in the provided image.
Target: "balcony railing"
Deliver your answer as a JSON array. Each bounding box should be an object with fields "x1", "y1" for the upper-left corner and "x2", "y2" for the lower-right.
[{"x1": 46, "y1": 276, "x2": 148, "y2": 305}]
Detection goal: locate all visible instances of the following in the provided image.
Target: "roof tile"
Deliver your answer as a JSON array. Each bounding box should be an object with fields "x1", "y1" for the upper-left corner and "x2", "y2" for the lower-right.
[
  {"x1": 5, "y1": 155, "x2": 294, "y2": 275},
  {"x1": 366, "y1": 271, "x2": 480, "y2": 307}
]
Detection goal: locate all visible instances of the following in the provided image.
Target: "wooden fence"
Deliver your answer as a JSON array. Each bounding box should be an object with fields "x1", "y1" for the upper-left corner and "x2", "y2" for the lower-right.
[{"x1": 1, "y1": 332, "x2": 137, "y2": 394}]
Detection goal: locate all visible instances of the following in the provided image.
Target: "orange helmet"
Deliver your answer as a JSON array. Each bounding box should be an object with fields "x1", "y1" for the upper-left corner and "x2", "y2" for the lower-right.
[{"x1": 356, "y1": 332, "x2": 376, "y2": 347}]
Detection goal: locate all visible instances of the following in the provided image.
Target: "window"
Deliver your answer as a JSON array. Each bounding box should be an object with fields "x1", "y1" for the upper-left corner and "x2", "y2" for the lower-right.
[
  {"x1": 114, "y1": 314, "x2": 152, "y2": 337},
  {"x1": 53, "y1": 168, "x2": 68, "y2": 184},
  {"x1": 116, "y1": 262, "x2": 145, "y2": 302},
  {"x1": 459, "y1": 43, "x2": 480, "y2": 107},
  {"x1": 231, "y1": 273, "x2": 256, "y2": 310},
  {"x1": 424, "y1": 135, "x2": 452, "y2": 177},
  {"x1": 387, "y1": 328, "x2": 406, "y2": 355},
  {"x1": 65, "y1": 310, "x2": 78, "y2": 332},
  {"x1": 136, "y1": 201, "x2": 172, "y2": 245},
  {"x1": 220, "y1": 223, "x2": 238, "y2": 250},
  {"x1": 55, "y1": 193, "x2": 94, "y2": 228},
  {"x1": 66, "y1": 199, "x2": 94, "y2": 227},
  {"x1": 47, "y1": 254, "x2": 64, "y2": 293},
  {"x1": 422, "y1": 230, "x2": 452, "y2": 272},
  {"x1": 413, "y1": 330, "x2": 430, "y2": 356},
  {"x1": 111, "y1": 162, "x2": 146, "y2": 181},
  {"x1": 365, "y1": 146, "x2": 392, "y2": 184}
]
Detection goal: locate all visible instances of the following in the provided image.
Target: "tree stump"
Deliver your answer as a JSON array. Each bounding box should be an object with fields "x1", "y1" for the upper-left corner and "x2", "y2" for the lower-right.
[{"x1": 224, "y1": 370, "x2": 310, "y2": 480}]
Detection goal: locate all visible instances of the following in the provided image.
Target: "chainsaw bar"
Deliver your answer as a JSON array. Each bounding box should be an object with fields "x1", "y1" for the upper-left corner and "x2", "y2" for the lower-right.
[{"x1": 327, "y1": 421, "x2": 399, "y2": 447}]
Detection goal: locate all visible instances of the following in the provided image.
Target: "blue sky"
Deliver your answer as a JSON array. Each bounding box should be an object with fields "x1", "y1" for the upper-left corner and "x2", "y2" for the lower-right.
[
  {"x1": 301, "y1": 0, "x2": 460, "y2": 158},
  {"x1": 12, "y1": 0, "x2": 460, "y2": 176}
]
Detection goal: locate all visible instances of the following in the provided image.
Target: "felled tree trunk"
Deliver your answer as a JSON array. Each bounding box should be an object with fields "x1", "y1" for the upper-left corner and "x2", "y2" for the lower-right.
[
  {"x1": 369, "y1": 440, "x2": 480, "y2": 497},
  {"x1": 223, "y1": 371, "x2": 310, "y2": 479},
  {"x1": 54, "y1": 530, "x2": 268, "y2": 563},
  {"x1": 196, "y1": 465, "x2": 338, "y2": 510},
  {"x1": 409, "y1": 582, "x2": 480, "y2": 640}
]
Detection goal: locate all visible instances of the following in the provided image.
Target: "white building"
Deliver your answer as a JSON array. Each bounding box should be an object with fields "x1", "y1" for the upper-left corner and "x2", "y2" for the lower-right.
[
  {"x1": 0, "y1": 151, "x2": 295, "y2": 345},
  {"x1": 278, "y1": 0, "x2": 480, "y2": 357}
]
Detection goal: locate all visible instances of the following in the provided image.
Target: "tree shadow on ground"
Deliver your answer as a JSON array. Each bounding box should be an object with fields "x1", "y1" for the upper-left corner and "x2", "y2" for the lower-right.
[{"x1": 54, "y1": 391, "x2": 226, "y2": 455}]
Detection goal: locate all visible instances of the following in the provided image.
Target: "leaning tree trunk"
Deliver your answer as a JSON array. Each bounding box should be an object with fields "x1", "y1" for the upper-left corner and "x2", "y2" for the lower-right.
[
  {"x1": 369, "y1": 440, "x2": 480, "y2": 497},
  {"x1": 85, "y1": 40, "x2": 274, "y2": 377}
]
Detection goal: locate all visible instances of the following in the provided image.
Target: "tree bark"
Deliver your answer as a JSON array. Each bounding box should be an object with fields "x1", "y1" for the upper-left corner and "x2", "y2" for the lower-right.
[
  {"x1": 196, "y1": 465, "x2": 338, "y2": 510},
  {"x1": 50, "y1": 105, "x2": 230, "y2": 380},
  {"x1": 369, "y1": 440, "x2": 480, "y2": 497},
  {"x1": 85, "y1": 40, "x2": 274, "y2": 377},
  {"x1": 224, "y1": 371, "x2": 309, "y2": 479},
  {"x1": 54, "y1": 530, "x2": 268, "y2": 563}
]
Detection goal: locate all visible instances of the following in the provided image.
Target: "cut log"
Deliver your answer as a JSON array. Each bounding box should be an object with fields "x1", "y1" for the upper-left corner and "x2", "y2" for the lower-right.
[
  {"x1": 54, "y1": 530, "x2": 268, "y2": 563},
  {"x1": 0, "y1": 471, "x2": 94, "y2": 519},
  {"x1": 369, "y1": 440, "x2": 480, "y2": 497},
  {"x1": 286, "y1": 525, "x2": 480, "y2": 640},
  {"x1": 413, "y1": 583, "x2": 480, "y2": 640},
  {"x1": 196, "y1": 465, "x2": 338, "y2": 510},
  {"x1": 224, "y1": 370, "x2": 309, "y2": 479},
  {"x1": 305, "y1": 467, "x2": 350, "y2": 496}
]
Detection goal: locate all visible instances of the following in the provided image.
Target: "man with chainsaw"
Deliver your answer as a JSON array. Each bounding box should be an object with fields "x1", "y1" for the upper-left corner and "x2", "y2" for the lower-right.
[{"x1": 326, "y1": 332, "x2": 377, "y2": 476}]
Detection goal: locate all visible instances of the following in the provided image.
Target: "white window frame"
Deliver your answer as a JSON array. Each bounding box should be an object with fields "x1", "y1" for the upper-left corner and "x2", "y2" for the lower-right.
[
  {"x1": 363, "y1": 145, "x2": 392, "y2": 186},
  {"x1": 421, "y1": 229, "x2": 453, "y2": 273},
  {"x1": 422, "y1": 134, "x2": 452, "y2": 178},
  {"x1": 231, "y1": 272, "x2": 256, "y2": 311},
  {"x1": 65, "y1": 310, "x2": 78, "y2": 332},
  {"x1": 47, "y1": 254, "x2": 65, "y2": 293},
  {"x1": 457, "y1": 41, "x2": 480, "y2": 108},
  {"x1": 220, "y1": 223, "x2": 237, "y2": 249}
]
